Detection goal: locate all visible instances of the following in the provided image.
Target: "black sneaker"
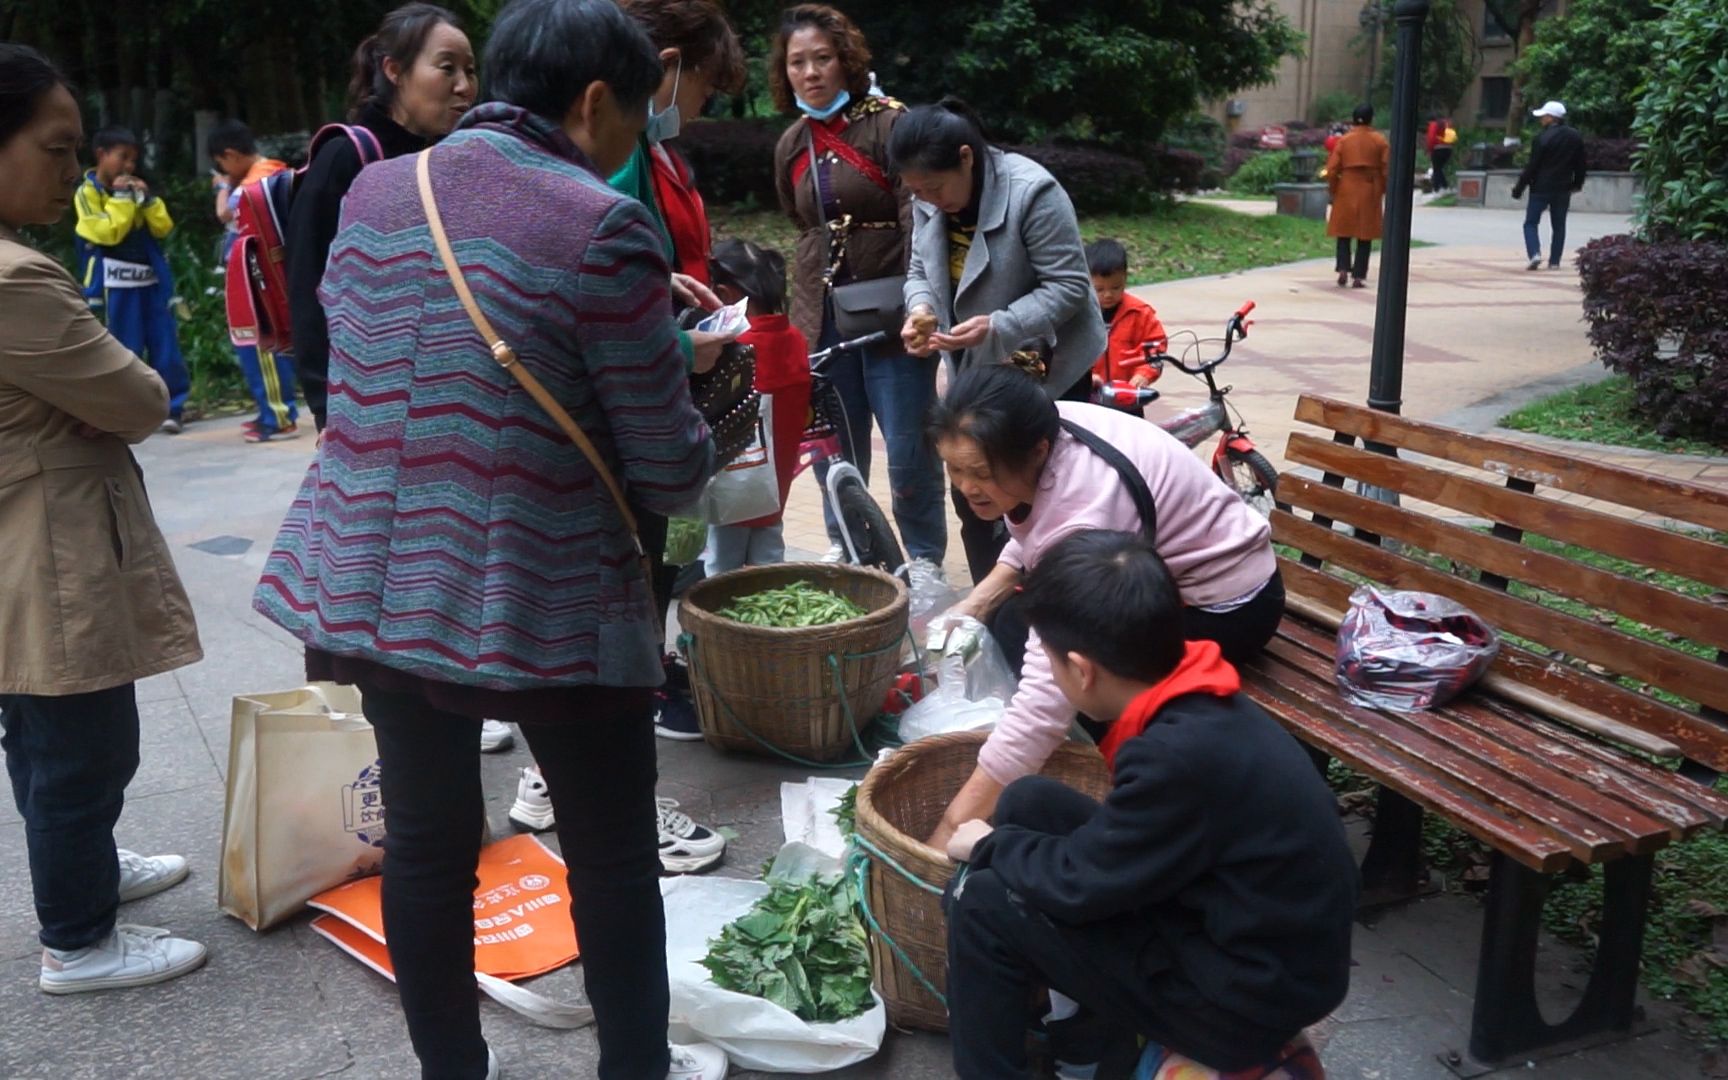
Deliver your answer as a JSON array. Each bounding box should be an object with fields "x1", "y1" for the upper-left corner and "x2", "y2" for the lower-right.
[{"x1": 655, "y1": 655, "x2": 703, "y2": 741}]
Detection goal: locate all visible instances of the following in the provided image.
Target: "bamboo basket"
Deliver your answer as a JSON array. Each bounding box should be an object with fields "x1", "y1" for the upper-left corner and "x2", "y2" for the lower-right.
[
  {"x1": 853, "y1": 730, "x2": 1110, "y2": 1031},
  {"x1": 679, "y1": 563, "x2": 908, "y2": 763}
]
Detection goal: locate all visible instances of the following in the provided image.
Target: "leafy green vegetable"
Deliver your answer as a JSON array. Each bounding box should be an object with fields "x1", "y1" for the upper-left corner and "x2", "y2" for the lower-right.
[
  {"x1": 699, "y1": 875, "x2": 874, "y2": 1023},
  {"x1": 831, "y1": 784, "x2": 859, "y2": 839},
  {"x1": 717, "y1": 582, "x2": 868, "y2": 628}
]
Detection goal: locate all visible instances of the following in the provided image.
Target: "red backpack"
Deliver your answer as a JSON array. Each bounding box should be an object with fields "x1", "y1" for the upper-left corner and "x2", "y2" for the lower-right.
[{"x1": 225, "y1": 124, "x2": 383, "y2": 352}]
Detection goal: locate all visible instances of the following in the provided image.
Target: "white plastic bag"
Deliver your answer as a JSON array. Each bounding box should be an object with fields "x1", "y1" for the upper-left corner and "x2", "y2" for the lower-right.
[
  {"x1": 780, "y1": 778, "x2": 858, "y2": 861},
  {"x1": 662, "y1": 847, "x2": 886, "y2": 1073},
  {"x1": 699, "y1": 396, "x2": 779, "y2": 526},
  {"x1": 899, "y1": 615, "x2": 1019, "y2": 742}
]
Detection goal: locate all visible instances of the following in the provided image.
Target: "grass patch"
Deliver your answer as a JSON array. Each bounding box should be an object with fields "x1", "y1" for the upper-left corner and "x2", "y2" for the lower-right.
[
  {"x1": 1500, "y1": 374, "x2": 1727, "y2": 457},
  {"x1": 710, "y1": 200, "x2": 1339, "y2": 292},
  {"x1": 1426, "y1": 194, "x2": 1459, "y2": 207}
]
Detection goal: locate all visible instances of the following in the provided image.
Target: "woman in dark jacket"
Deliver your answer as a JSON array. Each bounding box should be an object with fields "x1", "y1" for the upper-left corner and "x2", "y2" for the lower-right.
[
  {"x1": 287, "y1": 2, "x2": 476, "y2": 432},
  {"x1": 771, "y1": 3, "x2": 947, "y2": 573},
  {"x1": 253, "y1": 0, "x2": 730, "y2": 1076}
]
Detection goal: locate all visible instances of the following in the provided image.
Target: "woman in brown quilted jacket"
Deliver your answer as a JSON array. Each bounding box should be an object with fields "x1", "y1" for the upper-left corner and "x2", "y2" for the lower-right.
[{"x1": 771, "y1": 3, "x2": 947, "y2": 574}]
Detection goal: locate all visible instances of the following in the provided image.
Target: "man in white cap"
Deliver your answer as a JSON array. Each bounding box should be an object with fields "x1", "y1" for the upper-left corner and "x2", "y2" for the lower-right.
[{"x1": 1511, "y1": 101, "x2": 1588, "y2": 271}]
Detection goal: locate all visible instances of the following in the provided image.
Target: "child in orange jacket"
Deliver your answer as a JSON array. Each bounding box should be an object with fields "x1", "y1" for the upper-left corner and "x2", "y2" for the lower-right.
[
  {"x1": 703, "y1": 239, "x2": 812, "y2": 573},
  {"x1": 1086, "y1": 238, "x2": 1167, "y2": 417}
]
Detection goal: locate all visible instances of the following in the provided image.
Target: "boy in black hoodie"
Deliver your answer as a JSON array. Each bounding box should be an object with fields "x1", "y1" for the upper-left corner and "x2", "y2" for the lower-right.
[{"x1": 943, "y1": 529, "x2": 1356, "y2": 1079}]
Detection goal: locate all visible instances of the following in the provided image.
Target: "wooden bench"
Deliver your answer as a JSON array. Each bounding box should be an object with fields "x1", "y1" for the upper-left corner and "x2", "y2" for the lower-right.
[{"x1": 1240, "y1": 395, "x2": 1728, "y2": 1070}]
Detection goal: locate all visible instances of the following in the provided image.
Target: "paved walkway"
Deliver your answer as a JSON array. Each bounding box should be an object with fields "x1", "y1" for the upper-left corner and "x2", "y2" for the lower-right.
[{"x1": 2, "y1": 203, "x2": 1721, "y2": 1079}]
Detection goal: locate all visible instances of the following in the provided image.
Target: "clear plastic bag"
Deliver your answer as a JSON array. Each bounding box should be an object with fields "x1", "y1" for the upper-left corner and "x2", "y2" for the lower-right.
[
  {"x1": 898, "y1": 614, "x2": 1019, "y2": 742},
  {"x1": 1335, "y1": 587, "x2": 1500, "y2": 712}
]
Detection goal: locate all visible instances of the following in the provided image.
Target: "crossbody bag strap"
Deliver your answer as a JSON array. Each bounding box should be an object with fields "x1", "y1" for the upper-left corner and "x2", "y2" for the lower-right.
[
  {"x1": 413, "y1": 150, "x2": 647, "y2": 563},
  {"x1": 1059, "y1": 418, "x2": 1157, "y2": 542}
]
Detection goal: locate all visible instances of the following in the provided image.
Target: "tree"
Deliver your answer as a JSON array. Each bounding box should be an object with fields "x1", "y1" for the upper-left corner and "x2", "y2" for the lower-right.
[
  {"x1": 1632, "y1": 0, "x2": 1728, "y2": 240},
  {"x1": 1363, "y1": 0, "x2": 1480, "y2": 118},
  {"x1": 1480, "y1": 0, "x2": 1542, "y2": 137},
  {"x1": 842, "y1": 0, "x2": 1304, "y2": 149},
  {"x1": 1511, "y1": 0, "x2": 1662, "y2": 137}
]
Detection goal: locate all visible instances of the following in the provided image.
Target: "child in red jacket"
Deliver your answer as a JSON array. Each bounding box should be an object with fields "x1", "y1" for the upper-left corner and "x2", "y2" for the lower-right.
[
  {"x1": 704, "y1": 239, "x2": 812, "y2": 573},
  {"x1": 1086, "y1": 238, "x2": 1167, "y2": 418}
]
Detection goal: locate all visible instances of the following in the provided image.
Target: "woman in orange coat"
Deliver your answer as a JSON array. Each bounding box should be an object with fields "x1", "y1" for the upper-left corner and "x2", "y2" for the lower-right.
[{"x1": 1326, "y1": 104, "x2": 1390, "y2": 289}]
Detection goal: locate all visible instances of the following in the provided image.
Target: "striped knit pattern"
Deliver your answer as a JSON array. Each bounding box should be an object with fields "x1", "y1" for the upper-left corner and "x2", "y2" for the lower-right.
[{"x1": 255, "y1": 108, "x2": 716, "y2": 691}]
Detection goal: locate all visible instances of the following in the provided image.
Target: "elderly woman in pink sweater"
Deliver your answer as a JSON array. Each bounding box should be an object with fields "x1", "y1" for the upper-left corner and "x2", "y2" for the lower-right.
[{"x1": 928, "y1": 364, "x2": 1283, "y2": 846}]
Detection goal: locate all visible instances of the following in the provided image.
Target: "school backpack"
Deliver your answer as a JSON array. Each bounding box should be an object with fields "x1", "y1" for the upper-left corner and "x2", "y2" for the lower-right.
[{"x1": 225, "y1": 124, "x2": 383, "y2": 352}]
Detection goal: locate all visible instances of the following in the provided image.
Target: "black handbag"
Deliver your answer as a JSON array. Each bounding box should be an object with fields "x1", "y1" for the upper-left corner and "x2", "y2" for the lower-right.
[{"x1": 678, "y1": 308, "x2": 761, "y2": 467}]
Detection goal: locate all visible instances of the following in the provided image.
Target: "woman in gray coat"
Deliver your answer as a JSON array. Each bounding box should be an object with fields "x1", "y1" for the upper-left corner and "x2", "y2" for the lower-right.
[{"x1": 892, "y1": 98, "x2": 1105, "y2": 582}]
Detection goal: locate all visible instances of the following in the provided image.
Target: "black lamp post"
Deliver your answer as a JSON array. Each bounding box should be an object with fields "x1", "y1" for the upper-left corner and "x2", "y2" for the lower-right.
[{"x1": 1367, "y1": 0, "x2": 1429, "y2": 416}]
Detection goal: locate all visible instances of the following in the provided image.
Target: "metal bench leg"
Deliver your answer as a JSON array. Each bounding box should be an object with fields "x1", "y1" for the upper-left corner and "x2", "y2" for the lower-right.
[
  {"x1": 1359, "y1": 785, "x2": 1426, "y2": 903},
  {"x1": 1466, "y1": 852, "x2": 1654, "y2": 1065}
]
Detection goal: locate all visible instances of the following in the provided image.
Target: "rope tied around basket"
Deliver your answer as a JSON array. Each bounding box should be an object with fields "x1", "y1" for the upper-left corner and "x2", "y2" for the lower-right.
[
  {"x1": 844, "y1": 835, "x2": 963, "y2": 1011},
  {"x1": 680, "y1": 628, "x2": 919, "y2": 770}
]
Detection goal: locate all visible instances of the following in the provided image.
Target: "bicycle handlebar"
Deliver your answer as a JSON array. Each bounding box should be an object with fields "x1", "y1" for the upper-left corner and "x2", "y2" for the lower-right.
[
  {"x1": 809, "y1": 331, "x2": 889, "y2": 371},
  {"x1": 1145, "y1": 301, "x2": 1256, "y2": 377}
]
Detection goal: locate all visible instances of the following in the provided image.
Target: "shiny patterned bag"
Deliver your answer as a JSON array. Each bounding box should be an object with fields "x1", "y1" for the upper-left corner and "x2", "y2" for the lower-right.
[{"x1": 680, "y1": 309, "x2": 762, "y2": 467}]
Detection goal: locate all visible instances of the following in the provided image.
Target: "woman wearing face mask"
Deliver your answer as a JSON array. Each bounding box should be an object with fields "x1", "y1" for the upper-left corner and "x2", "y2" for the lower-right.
[
  {"x1": 771, "y1": 3, "x2": 949, "y2": 577},
  {"x1": 0, "y1": 45, "x2": 206, "y2": 996},
  {"x1": 892, "y1": 98, "x2": 1106, "y2": 585},
  {"x1": 252, "y1": 0, "x2": 731, "y2": 1075},
  {"x1": 288, "y1": 2, "x2": 477, "y2": 433}
]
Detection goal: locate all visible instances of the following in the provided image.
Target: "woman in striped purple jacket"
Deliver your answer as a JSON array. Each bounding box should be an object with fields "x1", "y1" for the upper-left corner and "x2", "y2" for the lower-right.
[{"x1": 253, "y1": 1, "x2": 732, "y2": 1077}]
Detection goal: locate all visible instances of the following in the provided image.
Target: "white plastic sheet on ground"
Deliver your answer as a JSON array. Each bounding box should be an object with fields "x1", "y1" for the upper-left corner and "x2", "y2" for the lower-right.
[
  {"x1": 779, "y1": 777, "x2": 857, "y2": 860},
  {"x1": 662, "y1": 843, "x2": 886, "y2": 1073}
]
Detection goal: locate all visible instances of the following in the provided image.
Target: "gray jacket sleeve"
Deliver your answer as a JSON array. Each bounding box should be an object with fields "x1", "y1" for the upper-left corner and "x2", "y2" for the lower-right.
[{"x1": 990, "y1": 176, "x2": 1095, "y2": 351}]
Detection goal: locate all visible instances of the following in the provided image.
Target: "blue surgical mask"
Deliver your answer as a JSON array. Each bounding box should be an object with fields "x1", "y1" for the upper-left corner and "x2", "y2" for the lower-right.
[
  {"x1": 796, "y1": 89, "x2": 851, "y2": 122},
  {"x1": 645, "y1": 58, "x2": 683, "y2": 144}
]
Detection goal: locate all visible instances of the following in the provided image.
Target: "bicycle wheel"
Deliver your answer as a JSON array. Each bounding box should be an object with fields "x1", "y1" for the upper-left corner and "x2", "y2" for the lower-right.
[
  {"x1": 835, "y1": 476, "x2": 906, "y2": 573},
  {"x1": 1220, "y1": 446, "x2": 1280, "y2": 518}
]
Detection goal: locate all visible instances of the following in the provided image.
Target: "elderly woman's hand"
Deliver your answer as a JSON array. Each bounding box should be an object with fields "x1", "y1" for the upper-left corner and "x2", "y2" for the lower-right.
[
  {"x1": 930, "y1": 314, "x2": 992, "y2": 352},
  {"x1": 688, "y1": 329, "x2": 739, "y2": 375},
  {"x1": 902, "y1": 308, "x2": 939, "y2": 357},
  {"x1": 671, "y1": 273, "x2": 722, "y2": 313}
]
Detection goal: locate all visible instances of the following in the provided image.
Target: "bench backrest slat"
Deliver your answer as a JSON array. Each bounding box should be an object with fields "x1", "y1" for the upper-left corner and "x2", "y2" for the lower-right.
[{"x1": 1293, "y1": 395, "x2": 1728, "y2": 534}]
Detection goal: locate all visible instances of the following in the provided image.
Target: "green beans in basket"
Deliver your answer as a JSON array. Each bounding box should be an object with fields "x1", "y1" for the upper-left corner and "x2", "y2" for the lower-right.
[{"x1": 717, "y1": 582, "x2": 870, "y2": 628}]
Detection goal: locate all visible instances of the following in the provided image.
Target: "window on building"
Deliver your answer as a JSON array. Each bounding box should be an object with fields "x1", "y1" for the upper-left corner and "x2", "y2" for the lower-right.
[{"x1": 1480, "y1": 76, "x2": 1513, "y2": 121}]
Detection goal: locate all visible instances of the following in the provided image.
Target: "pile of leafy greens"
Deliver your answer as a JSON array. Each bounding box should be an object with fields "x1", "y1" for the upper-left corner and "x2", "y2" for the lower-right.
[{"x1": 699, "y1": 874, "x2": 874, "y2": 1023}]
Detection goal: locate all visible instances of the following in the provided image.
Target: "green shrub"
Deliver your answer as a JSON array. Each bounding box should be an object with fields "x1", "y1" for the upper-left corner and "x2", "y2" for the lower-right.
[
  {"x1": 1226, "y1": 150, "x2": 1293, "y2": 195},
  {"x1": 1631, "y1": 0, "x2": 1728, "y2": 239},
  {"x1": 1309, "y1": 90, "x2": 1359, "y2": 127}
]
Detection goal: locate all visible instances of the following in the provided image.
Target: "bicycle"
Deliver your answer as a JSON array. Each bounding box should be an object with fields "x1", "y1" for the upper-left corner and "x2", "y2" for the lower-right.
[
  {"x1": 1094, "y1": 300, "x2": 1280, "y2": 516},
  {"x1": 793, "y1": 330, "x2": 907, "y2": 573}
]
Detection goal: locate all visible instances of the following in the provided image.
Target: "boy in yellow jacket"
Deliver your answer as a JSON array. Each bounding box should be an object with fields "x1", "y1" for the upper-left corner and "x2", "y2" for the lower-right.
[{"x1": 74, "y1": 126, "x2": 190, "y2": 432}]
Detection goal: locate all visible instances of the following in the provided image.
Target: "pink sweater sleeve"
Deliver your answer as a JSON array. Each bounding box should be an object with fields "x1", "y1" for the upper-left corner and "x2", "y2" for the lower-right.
[{"x1": 977, "y1": 624, "x2": 1076, "y2": 784}]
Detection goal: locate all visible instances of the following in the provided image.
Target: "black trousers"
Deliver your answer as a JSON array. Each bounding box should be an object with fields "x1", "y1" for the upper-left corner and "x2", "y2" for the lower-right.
[
  {"x1": 361, "y1": 682, "x2": 668, "y2": 1080},
  {"x1": 0, "y1": 684, "x2": 140, "y2": 950},
  {"x1": 1429, "y1": 146, "x2": 1453, "y2": 191},
  {"x1": 1335, "y1": 237, "x2": 1372, "y2": 281},
  {"x1": 991, "y1": 569, "x2": 1287, "y2": 677},
  {"x1": 946, "y1": 777, "x2": 1291, "y2": 1077}
]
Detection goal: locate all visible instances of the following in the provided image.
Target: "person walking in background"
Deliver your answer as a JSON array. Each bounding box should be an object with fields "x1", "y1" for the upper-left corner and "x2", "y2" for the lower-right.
[
  {"x1": 700, "y1": 238, "x2": 813, "y2": 577},
  {"x1": 1325, "y1": 103, "x2": 1389, "y2": 289},
  {"x1": 209, "y1": 120, "x2": 299, "y2": 443},
  {"x1": 772, "y1": 4, "x2": 949, "y2": 576},
  {"x1": 1085, "y1": 237, "x2": 1166, "y2": 419},
  {"x1": 288, "y1": 2, "x2": 476, "y2": 433},
  {"x1": 1, "y1": 43, "x2": 206, "y2": 997},
  {"x1": 252, "y1": 0, "x2": 736, "y2": 1074},
  {"x1": 893, "y1": 97, "x2": 1106, "y2": 585},
  {"x1": 73, "y1": 125, "x2": 192, "y2": 434},
  {"x1": 1513, "y1": 100, "x2": 1587, "y2": 271},
  {"x1": 1428, "y1": 116, "x2": 1456, "y2": 193}
]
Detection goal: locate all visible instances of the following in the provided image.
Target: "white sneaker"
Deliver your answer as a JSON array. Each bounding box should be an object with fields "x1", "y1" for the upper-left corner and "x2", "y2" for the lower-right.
[
  {"x1": 658, "y1": 797, "x2": 725, "y2": 874},
  {"x1": 480, "y1": 719, "x2": 515, "y2": 753},
  {"x1": 39, "y1": 924, "x2": 207, "y2": 994},
  {"x1": 509, "y1": 766, "x2": 556, "y2": 833},
  {"x1": 117, "y1": 849, "x2": 190, "y2": 903},
  {"x1": 668, "y1": 1042, "x2": 728, "y2": 1080},
  {"x1": 820, "y1": 543, "x2": 846, "y2": 564}
]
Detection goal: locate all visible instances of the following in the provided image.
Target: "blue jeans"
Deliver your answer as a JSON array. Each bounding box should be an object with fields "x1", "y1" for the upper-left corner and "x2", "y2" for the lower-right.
[
  {"x1": 0, "y1": 684, "x2": 140, "y2": 951},
  {"x1": 105, "y1": 284, "x2": 189, "y2": 419},
  {"x1": 815, "y1": 311, "x2": 947, "y2": 563},
  {"x1": 238, "y1": 345, "x2": 299, "y2": 433},
  {"x1": 1523, "y1": 191, "x2": 1571, "y2": 265},
  {"x1": 704, "y1": 523, "x2": 787, "y2": 575}
]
